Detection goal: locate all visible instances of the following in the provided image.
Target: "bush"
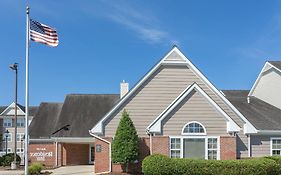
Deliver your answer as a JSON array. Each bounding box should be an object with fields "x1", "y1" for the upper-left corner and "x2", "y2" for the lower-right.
[
  {"x1": 142, "y1": 154, "x2": 281, "y2": 175},
  {"x1": 28, "y1": 163, "x2": 43, "y2": 175},
  {"x1": 142, "y1": 154, "x2": 173, "y2": 175},
  {"x1": 1, "y1": 153, "x2": 21, "y2": 166},
  {"x1": 264, "y1": 156, "x2": 281, "y2": 165}
]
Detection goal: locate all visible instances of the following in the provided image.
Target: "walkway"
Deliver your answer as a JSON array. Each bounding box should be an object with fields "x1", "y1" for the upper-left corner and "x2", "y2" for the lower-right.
[{"x1": 0, "y1": 165, "x2": 95, "y2": 175}]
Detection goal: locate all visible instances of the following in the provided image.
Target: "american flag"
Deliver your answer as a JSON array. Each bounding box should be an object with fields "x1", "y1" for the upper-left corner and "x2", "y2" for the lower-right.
[{"x1": 29, "y1": 19, "x2": 59, "y2": 47}]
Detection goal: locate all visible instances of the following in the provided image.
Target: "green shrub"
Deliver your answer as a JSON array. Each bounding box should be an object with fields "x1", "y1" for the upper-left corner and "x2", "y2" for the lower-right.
[
  {"x1": 28, "y1": 163, "x2": 43, "y2": 175},
  {"x1": 142, "y1": 154, "x2": 174, "y2": 175},
  {"x1": 264, "y1": 156, "x2": 281, "y2": 165},
  {"x1": 112, "y1": 110, "x2": 139, "y2": 172},
  {"x1": 1, "y1": 153, "x2": 21, "y2": 166},
  {"x1": 142, "y1": 154, "x2": 281, "y2": 175}
]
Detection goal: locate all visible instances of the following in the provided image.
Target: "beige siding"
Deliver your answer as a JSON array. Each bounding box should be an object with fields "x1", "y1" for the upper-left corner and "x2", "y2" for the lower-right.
[
  {"x1": 251, "y1": 135, "x2": 275, "y2": 157},
  {"x1": 104, "y1": 51, "x2": 245, "y2": 137},
  {"x1": 252, "y1": 69, "x2": 281, "y2": 109},
  {"x1": 163, "y1": 90, "x2": 227, "y2": 136}
]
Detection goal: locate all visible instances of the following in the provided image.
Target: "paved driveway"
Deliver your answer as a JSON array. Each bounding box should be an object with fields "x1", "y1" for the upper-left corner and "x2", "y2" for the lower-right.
[
  {"x1": 0, "y1": 165, "x2": 95, "y2": 175},
  {"x1": 50, "y1": 165, "x2": 95, "y2": 175}
]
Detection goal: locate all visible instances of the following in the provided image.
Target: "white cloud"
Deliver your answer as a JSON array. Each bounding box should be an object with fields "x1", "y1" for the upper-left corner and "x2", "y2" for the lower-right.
[{"x1": 81, "y1": 1, "x2": 179, "y2": 45}]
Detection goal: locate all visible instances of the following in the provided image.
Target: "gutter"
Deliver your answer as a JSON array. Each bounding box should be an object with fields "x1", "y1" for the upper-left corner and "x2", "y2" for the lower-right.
[{"x1": 89, "y1": 130, "x2": 111, "y2": 174}]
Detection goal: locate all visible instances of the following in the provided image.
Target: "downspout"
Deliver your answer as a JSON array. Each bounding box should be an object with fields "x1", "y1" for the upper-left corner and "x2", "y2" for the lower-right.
[
  {"x1": 89, "y1": 130, "x2": 111, "y2": 174},
  {"x1": 248, "y1": 135, "x2": 251, "y2": 157},
  {"x1": 149, "y1": 133, "x2": 153, "y2": 155},
  {"x1": 55, "y1": 139, "x2": 58, "y2": 167}
]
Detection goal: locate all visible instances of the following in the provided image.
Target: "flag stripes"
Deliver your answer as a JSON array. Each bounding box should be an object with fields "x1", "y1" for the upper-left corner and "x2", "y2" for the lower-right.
[{"x1": 29, "y1": 19, "x2": 59, "y2": 47}]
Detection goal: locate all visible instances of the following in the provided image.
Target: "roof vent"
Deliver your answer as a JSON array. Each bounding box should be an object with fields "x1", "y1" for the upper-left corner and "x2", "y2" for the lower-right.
[
  {"x1": 120, "y1": 80, "x2": 129, "y2": 99},
  {"x1": 247, "y1": 96, "x2": 250, "y2": 104}
]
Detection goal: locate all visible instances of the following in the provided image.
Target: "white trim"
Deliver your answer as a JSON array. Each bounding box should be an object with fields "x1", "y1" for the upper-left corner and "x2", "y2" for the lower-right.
[
  {"x1": 169, "y1": 136, "x2": 220, "y2": 160},
  {"x1": 0, "y1": 102, "x2": 25, "y2": 116},
  {"x1": 148, "y1": 83, "x2": 240, "y2": 133},
  {"x1": 91, "y1": 47, "x2": 257, "y2": 135},
  {"x1": 50, "y1": 137, "x2": 94, "y2": 143},
  {"x1": 181, "y1": 121, "x2": 206, "y2": 135},
  {"x1": 270, "y1": 137, "x2": 281, "y2": 156}
]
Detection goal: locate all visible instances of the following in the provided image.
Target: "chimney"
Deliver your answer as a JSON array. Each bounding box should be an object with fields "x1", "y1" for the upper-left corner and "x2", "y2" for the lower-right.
[{"x1": 120, "y1": 80, "x2": 129, "y2": 98}]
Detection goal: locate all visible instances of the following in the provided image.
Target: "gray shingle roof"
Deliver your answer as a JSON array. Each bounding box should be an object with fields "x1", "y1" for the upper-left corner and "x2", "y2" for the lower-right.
[
  {"x1": 223, "y1": 90, "x2": 281, "y2": 130},
  {"x1": 268, "y1": 61, "x2": 281, "y2": 70},
  {"x1": 29, "y1": 94, "x2": 119, "y2": 139},
  {"x1": 53, "y1": 94, "x2": 119, "y2": 137},
  {"x1": 29, "y1": 103, "x2": 63, "y2": 139},
  {"x1": 0, "y1": 106, "x2": 7, "y2": 113}
]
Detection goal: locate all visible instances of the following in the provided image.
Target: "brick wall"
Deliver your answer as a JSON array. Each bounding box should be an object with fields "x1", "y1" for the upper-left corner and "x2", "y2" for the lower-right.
[
  {"x1": 62, "y1": 143, "x2": 89, "y2": 165},
  {"x1": 152, "y1": 136, "x2": 169, "y2": 156},
  {"x1": 94, "y1": 137, "x2": 112, "y2": 174},
  {"x1": 95, "y1": 136, "x2": 169, "y2": 174},
  {"x1": 29, "y1": 143, "x2": 56, "y2": 167},
  {"x1": 220, "y1": 136, "x2": 236, "y2": 160}
]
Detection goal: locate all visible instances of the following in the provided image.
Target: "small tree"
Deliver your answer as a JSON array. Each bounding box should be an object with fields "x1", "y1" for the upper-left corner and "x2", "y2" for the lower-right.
[{"x1": 112, "y1": 110, "x2": 139, "y2": 172}]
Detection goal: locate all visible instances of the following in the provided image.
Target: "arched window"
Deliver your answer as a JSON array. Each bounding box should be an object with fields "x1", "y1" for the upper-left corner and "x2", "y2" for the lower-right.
[{"x1": 182, "y1": 121, "x2": 206, "y2": 135}]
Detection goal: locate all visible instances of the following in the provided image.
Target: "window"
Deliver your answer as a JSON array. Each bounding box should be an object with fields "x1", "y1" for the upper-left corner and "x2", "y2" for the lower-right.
[
  {"x1": 3, "y1": 118, "x2": 12, "y2": 127},
  {"x1": 17, "y1": 148, "x2": 24, "y2": 153},
  {"x1": 17, "y1": 133, "x2": 24, "y2": 142},
  {"x1": 272, "y1": 138, "x2": 281, "y2": 156},
  {"x1": 3, "y1": 133, "x2": 12, "y2": 142},
  {"x1": 17, "y1": 118, "x2": 25, "y2": 127},
  {"x1": 182, "y1": 122, "x2": 206, "y2": 135},
  {"x1": 170, "y1": 137, "x2": 219, "y2": 160},
  {"x1": 170, "y1": 138, "x2": 181, "y2": 158},
  {"x1": 208, "y1": 138, "x2": 218, "y2": 160}
]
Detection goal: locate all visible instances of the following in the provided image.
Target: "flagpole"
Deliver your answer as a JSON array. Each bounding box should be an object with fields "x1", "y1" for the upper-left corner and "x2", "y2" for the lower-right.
[{"x1": 25, "y1": 6, "x2": 30, "y2": 175}]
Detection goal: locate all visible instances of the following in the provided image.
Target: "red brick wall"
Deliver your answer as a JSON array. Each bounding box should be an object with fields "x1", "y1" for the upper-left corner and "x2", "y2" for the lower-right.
[
  {"x1": 29, "y1": 143, "x2": 56, "y2": 167},
  {"x1": 94, "y1": 137, "x2": 112, "y2": 174},
  {"x1": 220, "y1": 136, "x2": 236, "y2": 160},
  {"x1": 152, "y1": 136, "x2": 169, "y2": 156},
  {"x1": 95, "y1": 136, "x2": 169, "y2": 174},
  {"x1": 59, "y1": 143, "x2": 89, "y2": 165}
]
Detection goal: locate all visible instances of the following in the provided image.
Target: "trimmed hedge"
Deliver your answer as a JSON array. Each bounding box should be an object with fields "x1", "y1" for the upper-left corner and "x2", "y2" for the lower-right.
[{"x1": 142, "y1": 154, "x2": 281, "y2": 175}]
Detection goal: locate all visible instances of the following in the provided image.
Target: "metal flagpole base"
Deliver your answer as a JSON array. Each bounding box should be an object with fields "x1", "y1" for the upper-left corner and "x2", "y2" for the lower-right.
[{"x1": 11, "y1": 161, "x2": 17, "y2": 170}]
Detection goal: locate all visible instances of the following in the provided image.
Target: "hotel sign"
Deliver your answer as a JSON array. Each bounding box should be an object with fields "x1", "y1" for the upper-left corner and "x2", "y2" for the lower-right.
[{"x1": 30, "y1": 147, "x2": 53, "y2": 161}]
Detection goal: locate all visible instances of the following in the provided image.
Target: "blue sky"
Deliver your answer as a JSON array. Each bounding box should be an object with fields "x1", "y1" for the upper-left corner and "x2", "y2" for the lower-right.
[{"x1": 1, "y1": 0, "x2": 281, "y2": 106}]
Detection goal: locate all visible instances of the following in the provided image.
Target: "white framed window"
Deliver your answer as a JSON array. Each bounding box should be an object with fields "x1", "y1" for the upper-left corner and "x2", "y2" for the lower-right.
[
  {"x1": 271, "y1": 138, "x2": 281, "y2": 156},
  {"x1": 17, "y1": 118, "x2": 25, "y2": 127},
  {"x1": 170, "y1": 136, "x2": 219, "y2": 160},
  {"x1": 17, "y1": 133, "x2": 24, "y2": 142},
  {"x1": 208, "y1": 138, "x2": 218, "y2": 160},
  {"x1": 170, "y1": 138, "x2": 181, "y2": 158},
  {"x1": 3, "y1": 118, "x2": 12, "y2": 127},
  {"x1": 3, "y1": 133, "x2": 12, "y2": 142},
  {"x1": 182, "y1": 121, "x2": 206, "y2": 135}
]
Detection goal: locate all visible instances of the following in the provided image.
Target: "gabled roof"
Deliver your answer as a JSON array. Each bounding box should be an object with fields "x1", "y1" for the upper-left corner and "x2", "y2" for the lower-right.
[
  {"x1": 29, "y1": 103, "x2": 63, "y2": 139},
  {"x1": 248, "y1": 61, "x2": 281, "y2": 96},
  {"x1": 30, "y1": 94, "x2": 119, "y2": 139},
  {"x1": 0, "y1": 102, "x2": 25, "y2": 116},
  {"x1": 0, "y1": 102, "x2": 38, "y2": 116},
  {"x1": 268, "y1": 61, "x2": 281, "y2": 71},
  {"x1": 148, "y1": 83, "x2": 240, "y2": 133},
  {"x1": 91, "y1": 46, "x2": 257, "y2": 135},
  {"x1": 223, "y1": 90, "x2": 281, "y2": 131}
]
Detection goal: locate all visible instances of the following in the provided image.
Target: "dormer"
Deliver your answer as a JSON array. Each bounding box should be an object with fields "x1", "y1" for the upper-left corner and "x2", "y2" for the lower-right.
[{"x1": 248, "y1": 61, "x2": 281, "y2": 109}]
